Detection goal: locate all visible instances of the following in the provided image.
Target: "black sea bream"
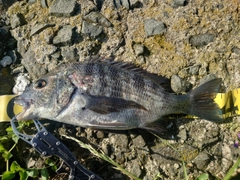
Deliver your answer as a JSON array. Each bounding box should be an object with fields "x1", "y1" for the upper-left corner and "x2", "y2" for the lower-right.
[{"x1": 15, "y1": 58, "x2": 223, "y2": 133}]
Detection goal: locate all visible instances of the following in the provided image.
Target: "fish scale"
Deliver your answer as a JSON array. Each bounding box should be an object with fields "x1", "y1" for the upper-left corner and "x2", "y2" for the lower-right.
[{"x1": 14, "y1": 58, "x2": 223, "y2": 133}]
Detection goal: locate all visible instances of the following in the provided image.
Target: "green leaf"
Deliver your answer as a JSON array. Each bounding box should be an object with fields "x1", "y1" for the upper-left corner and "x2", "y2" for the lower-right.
[
  {"x1": 10, "y1": 161, "x2": 24, "y2": 172},
  {"x1": 224, "y1": 157, "x2": 240, "y2": 180},
  {"x1": 45, "y1": 158, "x2": 56, "y2": 166},
  {"x1": 11, "y1": 134, "x2": 19, "y2": 143},
  {"x1": 26, "y1": 168, "x2": 38, "y2": 177},
  {"x1": 2, "y1": 151, "x2": 13, "y2": 160},
  {"x1": 5, "y1": 126, "x2": 13, "y2": 133},
  {"x1": 2, "y1": 171, "x2": 16, "y2": 180},
  {"x1": 0, "y1": 136, "x2": 8, "y2": 142},
  {"x1": 41, "y1": 168, "x2": 49, "y2": 180},
  {"x1": 0, "y1": 143, "x2": 7, "y2": 153},
  {"x1": 197, "y1": 173, "x2": 209, "y2": 180},
  {"x1": 19, "y1": 170, "x2": 28, "y2": 180}
]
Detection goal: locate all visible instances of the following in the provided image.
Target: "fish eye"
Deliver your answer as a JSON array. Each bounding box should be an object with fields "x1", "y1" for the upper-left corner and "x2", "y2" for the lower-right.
[{"x1": 35, "y1": 79, "x2": 47, "y2": 89}]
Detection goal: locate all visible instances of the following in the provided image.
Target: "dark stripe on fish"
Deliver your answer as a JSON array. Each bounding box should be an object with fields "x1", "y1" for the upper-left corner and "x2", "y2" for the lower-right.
[
  {"x1": 109, "y1": 66, "x2": 121, "y2": 97},
  {"x1": 84, "y1": 62, "x2": 94, "y2": 75},
  {"x1": 132, "y1": 73, "x2": 145, "y2": 92},
  {"x1": 97, "y1": 64, "x2": 107, "y2": 95}
]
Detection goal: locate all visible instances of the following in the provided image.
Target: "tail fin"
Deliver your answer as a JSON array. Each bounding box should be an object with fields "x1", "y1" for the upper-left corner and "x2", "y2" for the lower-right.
[{"x1": 187, "y1": 78, "x2": 223, "y2": 122}]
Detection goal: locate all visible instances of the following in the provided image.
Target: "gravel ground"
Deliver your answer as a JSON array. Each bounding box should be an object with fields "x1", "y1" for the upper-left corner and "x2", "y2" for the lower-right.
[{"x1": 0, "y1": 0, "x2": 240, "y2": 179}]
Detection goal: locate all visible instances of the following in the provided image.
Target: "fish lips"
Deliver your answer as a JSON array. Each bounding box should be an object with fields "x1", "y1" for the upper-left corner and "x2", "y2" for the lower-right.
[{"x1": 14, "y1": 97, "x2": 35, "y2": 120}]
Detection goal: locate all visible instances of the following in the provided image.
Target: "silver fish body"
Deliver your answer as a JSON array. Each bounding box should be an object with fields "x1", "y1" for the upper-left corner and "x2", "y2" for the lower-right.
[{"x1": 15, "y1": 59, "x2": 223, "y2": 132}]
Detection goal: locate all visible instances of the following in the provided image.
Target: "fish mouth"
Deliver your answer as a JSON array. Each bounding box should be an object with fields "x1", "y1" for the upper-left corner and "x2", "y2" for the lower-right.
[{"x1": 14, "y1": 97, "x2": 35, "y2": 120}]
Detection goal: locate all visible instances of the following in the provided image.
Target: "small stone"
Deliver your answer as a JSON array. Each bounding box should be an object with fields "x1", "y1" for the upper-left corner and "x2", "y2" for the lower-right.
[
  {"x1": 174, "y1": 163, "x2": 180, "y2": 169},
  {"x1": 49, "y1": 0, "x2": 77, "y2": 17},
  {"x1": 114, "y1": 0, "x2": 122, "y2": 9},
  {"x1": 173, "y1": 0, "x2": 188, "y2": 8},
  {"x1": 122, "y1": 0, "x2": 130, "y2": 9},
  {"x1": 13, "y1": 73, "x2": 30, "y2": 95},
  {"x1": 127, "y1": 159, "x2": 142, "y2": 177},
  {"x1": 11, "y1": 14, "x2": 26, "y2": 29},
  {"x1": 53, "y1": 25, "x2": 73, "y2": 46},
  {"x1": 144, "y1": 19, "x2": 166, "y2": 37},
  {"x1": 193, "y1": 152, "x2": 210, "y2": 169},
  {"x1": 102, "y1": 138, "x2": 110, "y2": 155},
  {"x1": 189, "y1": 65, "x2": 200, "y2": 75},
  {"x1": 61, "y1": 47, "x2": 78, "y2": 62},
  {"x1": 41, "y1": 0, "x2": 48, "y2": 8},
  {"x1": 81, "y1": 20, "x2": 103, "y2": 38},
  {"x1": 96, "y1": 131, "x2": 104, "y2": 139},
  {"x1": 133, "y1": 43, "x2": 144, "y2": 56},
  {"x1": 231, "y1": 46, "x2": 240, "y2": 54},
  {"x1": 189, "y1": 33, "x2": 215, "y2": 47},
  {"x1": 28, "y1": 0, "x2": 37, "y2": 4},
  {"x1": 0, "y1": 56, "x2": 12, "y2": 67},
  {"x1": 136, "y1": 56, "x2": 145, "y2": 65},
  {"x1": 132, "y1": 135, "x2": 146, "y2": 147},
  {"x1": 22, "y1": 48, "x2": 47, "y2": 79},
  {"x1": 30, "y1": 24, "x2": 54, "y2": 37},
  {"x1": 109, "y1": 134, "x2": 129, "y2": 152},
  {"x1": 177, "y1": 128, "x2": 187, "y2": 141},
  {"x1": 50, "y1": 51, "x2": 61, "y2": 59},
  {"x1": 84, "y1": 12, "x2": 112, "y2": 27},
  {"x1": 171, "y1": 74, "x2": 185, "y2": 93}
]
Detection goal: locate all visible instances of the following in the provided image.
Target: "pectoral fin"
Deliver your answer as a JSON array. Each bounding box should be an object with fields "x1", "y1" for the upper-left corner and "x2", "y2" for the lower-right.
[{"x1": 86, "y1": 95, "x2": 147, "y2": 114}]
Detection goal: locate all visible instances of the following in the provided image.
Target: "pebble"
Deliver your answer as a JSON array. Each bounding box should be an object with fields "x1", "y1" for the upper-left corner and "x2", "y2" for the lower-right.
[
  {"x1": 189, "y1": 65, "x2": 200, "y2": 75},
  {"x1": 96, "y1": 131, "x2": 105, "y2": 139},
  {"x1": 133, "y1": 43, "x2": 144, "y2": 56},
  {"x1": 122, "y1": 0, "x2": 130, "y2": 9},
  {"x1": 84, "y1": 12, "x2": 112, "y2": 27},
  {"x1": 136, "y1": 56, "x2": 145, "y2": 65},
  {"x1": 53, "y1": 25, "x2": 73, "y2": 46},
  {"x1": 193, "y1": 152, "x2": 210, "y2": 169},
  {"x1": 171, "y1": 74, "x2": 185, "y2": 93},
  {"x1": 127, "y1": 159, "x2": 142, "y2": 177},
  {"x1": 40, "y1": 0, "x2": 48, "y2": 8},
  {"x1": 144, "y1": 19, "x2": 167, "y2": 37},
  {"x1": 28, "y1": 0, "x2": 37, "y2": 4},
  {"x1": 22, "y1": 48, "x2": 47, "y2": 79},
  {"x1": 232, "y1": 46, "x2": 240, "y2": 54},
  {"x1": 132, "y1": 135, "x2": 146, "y2": 147},
  {"x1": 189, "y1": 33, "x2": 215, "y2": 47},
  {"x1": 81, "y1": 20, "x2": 103, "y2": 38},
  {"x1": 173, "y1": 0, "x2": 188, "y2": 8},
  {"x1": 61, "y1": 47, "x2": 78, "y2": 61},
  {"x1": 49, "y1": 0, "x2": 77, "y2": 17},
  {"x1": 0, "y1": 56, "x2": 12, "y2": 67},
  {"x1": 12, "y1": 73, "x2": 30, "y2": 95},
  {"x1": 177, "y1": 128, "x2": 187, "y2": 141},
  {"x1": 30, "y1": 24, "x2": 54, "y2": 37},
  {"x1": 109, "y1": 134, "x2": 129, "y2": 152}
]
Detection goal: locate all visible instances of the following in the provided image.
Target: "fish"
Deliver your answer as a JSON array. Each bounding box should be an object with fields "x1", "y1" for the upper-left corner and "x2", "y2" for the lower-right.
[{"x1": 14, "y1": 57, "x2": 223, "y2": 133}]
